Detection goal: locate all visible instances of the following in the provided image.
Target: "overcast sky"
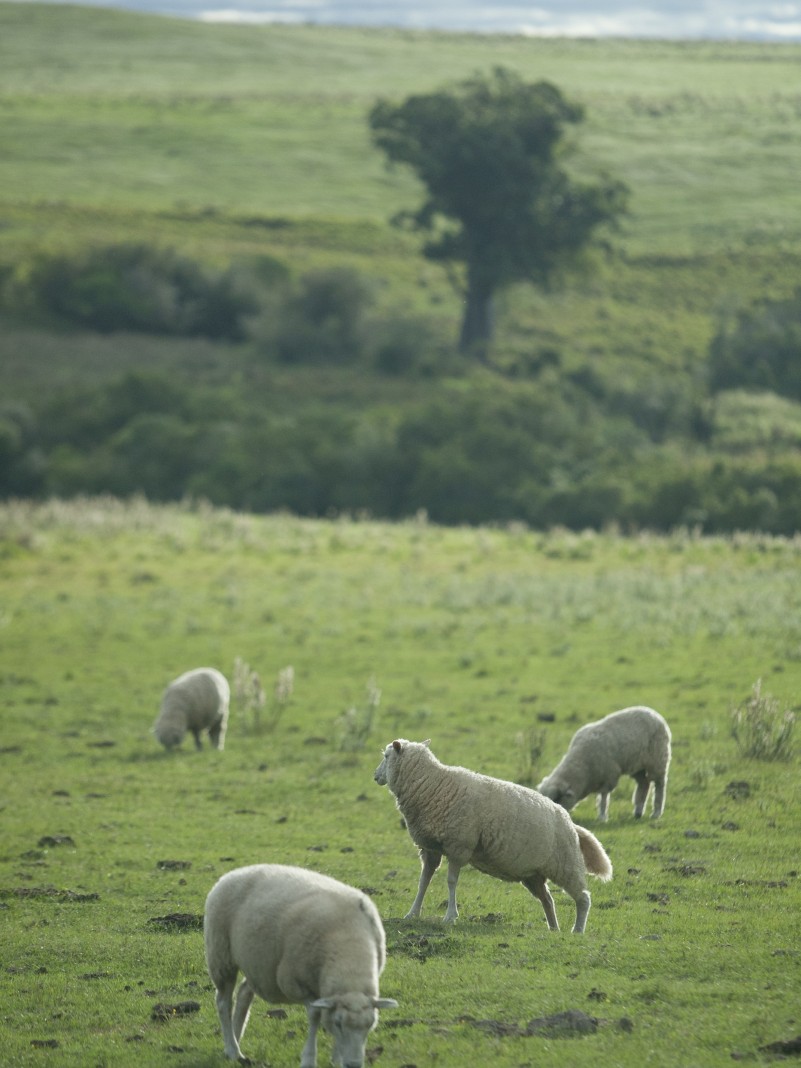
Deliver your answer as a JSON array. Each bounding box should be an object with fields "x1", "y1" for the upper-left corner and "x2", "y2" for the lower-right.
[{"x1": 16, "y1": 0, "x2": 801, "y2": 38}]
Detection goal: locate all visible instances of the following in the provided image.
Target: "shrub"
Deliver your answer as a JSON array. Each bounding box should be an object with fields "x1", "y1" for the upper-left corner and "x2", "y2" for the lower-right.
[
  {"x1": 731, "y1": 679, "x2": 795, "y2": 761},
  {"x1": 708, "y1": 290, "x2": 801, "y2": 401},
  {"x1": 104, "y1": 413, "x2": 199, "y2": 500},
  {"x1": 368, "y1": 311, "x2": 443, "y2": 376},
  {"x1": 0, "y1": 403, "x2": 45, "y2": 497},
  {"x1": 270, "y1": 267, "x2": 374, "y2": 364},
  {"x1": 10, "y1": 243, "x2": 256, "y2": 339}
]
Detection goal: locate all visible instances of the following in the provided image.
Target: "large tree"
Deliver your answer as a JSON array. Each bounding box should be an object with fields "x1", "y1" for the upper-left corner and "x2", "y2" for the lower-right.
[{"x1": 369, "y1": 68, "x2": 629, "y2": 356}]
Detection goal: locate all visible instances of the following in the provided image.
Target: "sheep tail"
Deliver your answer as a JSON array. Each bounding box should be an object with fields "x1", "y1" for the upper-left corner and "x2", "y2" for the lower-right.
[{"x1": 575, "y1": 824, "x2": 613, "y2": 882}]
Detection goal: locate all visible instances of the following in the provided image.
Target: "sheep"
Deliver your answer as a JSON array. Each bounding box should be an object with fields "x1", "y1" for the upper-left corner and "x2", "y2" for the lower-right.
[
  {"x1": 536, "y1": 705, "x2": 671, "y2": 821},
  {"x1": 153, "y1": 667, "x2": 230, "y2": 751},
  {"x1": 204, "y1": 864, "x2": 398, "y2": 1066},
  {"x1": 374, "y1": 738, "x2": 612, "y2": 934}
]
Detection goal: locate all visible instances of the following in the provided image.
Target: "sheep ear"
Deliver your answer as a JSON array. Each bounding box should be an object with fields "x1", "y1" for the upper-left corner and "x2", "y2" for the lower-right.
[
  {"x1": 311, "y1": 997, "x2": 335, "y2": 1009},
  {"x1": 392, "y1": 740, "x2": 403, "y2": 753},
  {"x1": 422, "y1": 738, "x2": 431, "y2": 748},
  {"x1": 373, "y1": 998, "x2": 399, "y2": 1009}
]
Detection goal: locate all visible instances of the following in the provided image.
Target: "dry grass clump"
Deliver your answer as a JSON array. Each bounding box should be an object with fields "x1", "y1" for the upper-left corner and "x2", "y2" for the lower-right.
[{"x1": 731, "y1": 679, "x2": 796, "y2": 761}]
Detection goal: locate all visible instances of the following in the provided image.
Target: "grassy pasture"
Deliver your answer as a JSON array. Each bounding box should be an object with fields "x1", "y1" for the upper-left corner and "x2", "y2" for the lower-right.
[
  {"x1": 1, "y1": 497, "x2": 800, "y2": 1066},
  {"x1": 2, "y1": 5, "x2": 801, "y2": 256}
]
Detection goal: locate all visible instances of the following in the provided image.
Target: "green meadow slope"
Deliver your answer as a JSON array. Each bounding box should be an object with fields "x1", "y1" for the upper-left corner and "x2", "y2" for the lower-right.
[
  {"x1": 2, "y1": 4, "x2": 801, "y2": 252},
  {"x1": 2, "y1": 5, "x2": 801, "y2": 529}
]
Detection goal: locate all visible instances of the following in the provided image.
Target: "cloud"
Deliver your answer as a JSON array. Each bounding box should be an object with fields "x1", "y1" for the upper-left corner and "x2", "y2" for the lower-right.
[{"x1": 144, "y1": 0, "x2": 801, "y2": 38}]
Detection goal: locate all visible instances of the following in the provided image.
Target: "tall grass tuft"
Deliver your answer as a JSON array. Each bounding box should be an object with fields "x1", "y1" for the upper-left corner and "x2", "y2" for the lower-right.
[
  {"x1": 234, "y1": 659, "x2": 294, "y2": 734},
  {"x1": 339, "y1": 676, "x2": 381, "y2": 752},
  {"x1": 731, "y1": 679, "x2": 796, "y2": 761},
  {"x1": 515, "y1": 726, "x2": 547, "y2": 786},
  {"x1": 233, "y1": 656, "x2": 266, "y2": 734},
  {"x1": 272, "y1": 665, "x2": 295, "y2": 730}
]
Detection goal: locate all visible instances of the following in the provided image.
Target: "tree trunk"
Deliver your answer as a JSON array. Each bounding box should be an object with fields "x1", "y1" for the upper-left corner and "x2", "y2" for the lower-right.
[{"x1": 458, "y1": 271, "x2": 495, "y2": 358}]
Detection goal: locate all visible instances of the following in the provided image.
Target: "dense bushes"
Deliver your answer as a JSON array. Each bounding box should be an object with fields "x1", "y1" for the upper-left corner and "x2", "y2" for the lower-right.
[
  {"x1": 6, "y1": 244, "x2": 257, "y2": 339},
  {"x1": 7, "y1": 359, "x2": 801, "y2": 532},
  {"x1": 709, "y1": 290, "x2": 801, "y2": 401},
  {"x1": 256, "y1": 266, "x2": 446, "y2": 373},
  {"x1": 0, "y1": 403, "x2": 45, "y2": 498},
  {"x1": 267, "y1": 267, "x2": 374, "y2": 365},
  {"x1": 3, "y1": 246, "x2": 447, "y2": 373},
  {"x1": 5, "y1": 244, "x2": 801, "y2": 533}
]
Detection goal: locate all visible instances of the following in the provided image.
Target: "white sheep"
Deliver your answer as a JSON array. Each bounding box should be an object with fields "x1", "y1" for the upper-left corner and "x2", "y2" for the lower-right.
[
  {"x1": 537, "y1": 705, "x2": 671, "y2": 821},
  {"x1": 204, "y1": 864, "x2": 398, "y2": 1066},
  {"x1": 374, "y1": 739, "x2": 612, "y2": 934},
  {"x1": 153, "y1": 667, "x2": 230, "y2": 750}
]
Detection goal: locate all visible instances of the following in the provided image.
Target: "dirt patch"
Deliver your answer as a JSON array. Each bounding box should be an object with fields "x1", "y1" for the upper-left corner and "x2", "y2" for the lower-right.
[
  {"x1": 151, "y1": 1001, "x2": 201, "y2": 1022},
  {"x1": 148, "y1": 913, "x2": 204, "y2": 931},
  {"x1": 464, "y1": 1008, "x2": 602, "y2": 1039},
  {"x1": 760, "y1": 1034, "x2": 801, "y2": 1056},
  {"x1": 725, "y1": 780, "x2": 751, "y2": 800},
  {"x1": 525, "y1": 1009, "x2": 599, "y2": 1037},
  {"x1": 156, "y1": 860, "x2": 191, "y2": 871},
  {"x1": 665, "y1": 863, "x2": 707, "y2": 877},
  {"x1": 1, "y1": 886, "x2": 99, "y2": 902},
  {"x1": 391, "y1": 932, "x2": 458, "y2": 962},
  {"x1": 37, "y1": 834, "x2": 75, "y2": 848}
]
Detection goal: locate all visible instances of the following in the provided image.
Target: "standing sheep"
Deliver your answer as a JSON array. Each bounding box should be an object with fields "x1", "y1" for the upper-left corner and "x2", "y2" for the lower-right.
[
  {"x1": 537, "y1": 705, "x2": 671, "y2": 821},
  {"x1": 204, "y1": 864, "x2": 398, "y2": 1066},
  {"x1": 153, "y1": 667, "x2": 230, "y2": 751},
  {"x1": 374, "y1": 739, "x2": 612, "y2": 934}
]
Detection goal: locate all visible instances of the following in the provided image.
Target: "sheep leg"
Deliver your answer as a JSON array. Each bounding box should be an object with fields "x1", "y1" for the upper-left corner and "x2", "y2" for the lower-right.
[
  {"x1": 522, "y1": 874, "x2": 559, "y2": 931},
  {"x1": 444, "y1": 860, "x2": 461, "y2": 923},
  {"x1": 301, "y1": 1003, "x2": 322, "y2": 1068},
  {"x1": 572, "y1": 889, "x2": 592, "y2": 934},
  {"x1": 215, "y1": 976, "x2": 246, "y2": 1061},
  {"x1": 596, "y1": 791, "x2": 610, "y2": 821},
  {"x1": 191, "y1": 728, "x2": 203, "y2": 750},
  {"x1": 405, "y1": 848, "x2": 442, "y2": 919},
  {"x1": 632, "y1": 772, "x2": 650, "y2": 818},
  {"x1": 232, "y1": 978, "x2": 255, "y2": 1047},
  {"x1": 651, "y1": 774, "x2": 667, "y2": 818},
  {"x1": 209, "y1": 719, "x2": 224, "y2": 749}
]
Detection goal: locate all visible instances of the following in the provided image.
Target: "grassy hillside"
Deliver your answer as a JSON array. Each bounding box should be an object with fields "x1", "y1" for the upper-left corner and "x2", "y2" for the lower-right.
[
  {"x1": 3, "y1": 4, "x2": 801, "y2": 531},
  {"x1": 1, "y1": 497, "x2": 800, "y2": 1067},
  {"x1": 3, "y1": 4, "x2": 801, "y2": 252}
]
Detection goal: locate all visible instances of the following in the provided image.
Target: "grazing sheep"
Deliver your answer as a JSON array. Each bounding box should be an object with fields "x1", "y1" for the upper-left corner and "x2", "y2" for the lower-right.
[
  {"x1": 204, "y1": 864, "x2": 398, "y2": 1066},
  {"x1": 374, "y1": 739, "x2": 612, "y2": 934},
  {"x1": 537, "y1": 705, "x2": 671, "y2": 821},
  {"x1": 153, "y1": 667, "x2": 229, "y2": 751}
]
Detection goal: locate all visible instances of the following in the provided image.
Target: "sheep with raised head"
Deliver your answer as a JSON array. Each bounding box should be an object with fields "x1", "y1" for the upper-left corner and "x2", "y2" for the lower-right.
[
  {"x1": 374, "y1": 738, "x2": 612, "y2": 934},
  {"x1": 537, "y1": 705, "x2": 671, "y2": 821},
  {"x1": 153, "y1": 667, "x2": 229, "y2": 750},
  {"x1": 204, "y1": 864, "x2": 398, "y2": 1066}
]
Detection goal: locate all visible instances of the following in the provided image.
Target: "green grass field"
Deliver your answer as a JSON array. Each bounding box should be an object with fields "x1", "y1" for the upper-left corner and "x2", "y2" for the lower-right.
[
  {"x1": 1, "y1": 498, "x2": 800, "y2": 1066},
  {"x1": 3, "y1": 3, "x2": 801, "y2": 256}
]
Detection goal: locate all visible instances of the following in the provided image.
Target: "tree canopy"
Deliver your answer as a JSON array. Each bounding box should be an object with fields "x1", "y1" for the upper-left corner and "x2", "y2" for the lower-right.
[{"x1": 369, "y1": 67, "x2": 629, "y2": 355}]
